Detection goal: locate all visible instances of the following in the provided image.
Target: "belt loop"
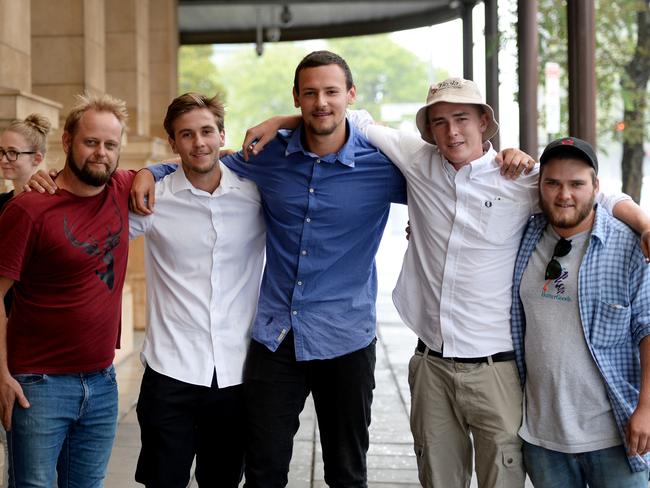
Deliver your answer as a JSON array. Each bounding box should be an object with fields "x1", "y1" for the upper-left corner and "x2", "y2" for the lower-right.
[{"x1": 487, "y1": 355, "x2": 494, "y2": 366}]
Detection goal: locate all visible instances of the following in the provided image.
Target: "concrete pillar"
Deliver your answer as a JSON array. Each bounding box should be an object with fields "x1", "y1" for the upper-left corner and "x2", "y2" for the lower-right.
[
  {"x1": 106, "y1": 0, "x2": 150, "y2": 137},
  {"x1": 31, "y1": 0, "x2": 106, "y2": 116},
  {"x1": 0, "y1": 0, "x2": 61, "y2": 191},
  {"x1": 149, "y1": 0, "x2": 178, "y2": 139},
  {"x1": 0, "y1": 0, "x2": 32, "y2": 92}
]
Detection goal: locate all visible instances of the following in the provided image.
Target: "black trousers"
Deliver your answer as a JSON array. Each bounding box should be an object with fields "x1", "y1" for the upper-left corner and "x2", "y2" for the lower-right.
[
  {"x1": 135, "y1": 366, "x2": 244, "y2": 488},
  {"x1": 243, "y1": 333, "x2": 376, "y2": 488}
]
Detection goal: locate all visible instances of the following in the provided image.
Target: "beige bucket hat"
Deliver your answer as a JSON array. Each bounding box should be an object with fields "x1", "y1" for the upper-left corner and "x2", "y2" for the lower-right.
[{"x1": 415, "y1": 78, "x2": 499, "y2": 144}]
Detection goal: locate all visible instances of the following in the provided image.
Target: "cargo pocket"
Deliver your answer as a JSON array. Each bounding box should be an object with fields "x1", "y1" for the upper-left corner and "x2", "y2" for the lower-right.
[{"x1": 501, "y1": 446, "x2": 525, "y2": 484}]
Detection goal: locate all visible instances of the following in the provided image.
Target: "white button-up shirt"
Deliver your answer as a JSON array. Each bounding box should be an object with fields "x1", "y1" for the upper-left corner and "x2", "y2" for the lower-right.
[
  {"x1": 129, "y1": 163, "x2": 265, "y2": 387},
  {"x1": 364, "y1": 125, "x2": 628, "y2": 357}
]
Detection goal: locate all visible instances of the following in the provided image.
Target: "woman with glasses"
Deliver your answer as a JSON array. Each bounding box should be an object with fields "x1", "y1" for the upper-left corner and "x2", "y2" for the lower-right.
[{"x1": 0, "y1": 113, "x2": 51, "y2": 210}]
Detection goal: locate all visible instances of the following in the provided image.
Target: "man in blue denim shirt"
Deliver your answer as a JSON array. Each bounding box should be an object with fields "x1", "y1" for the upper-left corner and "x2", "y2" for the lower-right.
[
  {"x1": 140, "y1": 51, "x2": 406, "y2": 487},
  {"x1": 511, "y1": 137, "x2": 650, "y2": 487}
]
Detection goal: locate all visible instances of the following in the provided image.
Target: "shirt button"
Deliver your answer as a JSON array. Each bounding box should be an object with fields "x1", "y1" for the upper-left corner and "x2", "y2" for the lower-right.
[
  {"x1": 316, "y1": 159, "x2": 321, "y2": 164},
  {"x1": 309, "y1": 188, "x2": 314, "y2": 193},
  {"x1": 301, "y1": 250, "x2": 307, "y2": 256},
  {"x1": 297, "y1": 281, "x2": 303, "y2": 286},
  {"x1": 292, "y1": 310, "x2": 298, "y2": 316},
  {"x1": 305, "y1": 217, "x2": 311, "y2": 223}
]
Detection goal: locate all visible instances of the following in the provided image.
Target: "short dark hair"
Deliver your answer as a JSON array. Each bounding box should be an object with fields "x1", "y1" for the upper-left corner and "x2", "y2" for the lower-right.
[
  {"x1": 293, "y1": 51, "x2": 354, "y2": 92},
  {"x1": 164, "y1": 92, "x2": 225, "y2": 139}
]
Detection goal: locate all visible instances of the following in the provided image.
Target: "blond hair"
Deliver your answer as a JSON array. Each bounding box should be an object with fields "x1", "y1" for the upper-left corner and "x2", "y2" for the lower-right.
[
  {"x1": 64, "y1": 93, "x2": 129, "y2": 136},
  {"x1": 5, "y1": 113, "x2": 51, "y2": 154}
]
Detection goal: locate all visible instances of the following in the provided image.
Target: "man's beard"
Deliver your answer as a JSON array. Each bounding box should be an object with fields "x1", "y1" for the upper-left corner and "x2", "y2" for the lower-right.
[
  {"x1": 540, "y1": 192, "x2": 596, "y2": 229},
  {"x1": 67, "y1": 152, "x2": 117, "y2": 187}
]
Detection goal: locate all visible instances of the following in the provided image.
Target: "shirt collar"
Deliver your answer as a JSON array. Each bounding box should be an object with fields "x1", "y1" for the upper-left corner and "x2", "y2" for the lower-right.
[
  {"x1": 590, "y1": 204, "x2": 608, "y2": 245},
  {"x1": 441, "y1": 141, "x2": 497, "y2": 177},
  {"x1": 284, "y1": 119, "x2": 357, "y2": 168},
  {"x1": 169, "y1": 161, "x2": 239, "y2": 196}
]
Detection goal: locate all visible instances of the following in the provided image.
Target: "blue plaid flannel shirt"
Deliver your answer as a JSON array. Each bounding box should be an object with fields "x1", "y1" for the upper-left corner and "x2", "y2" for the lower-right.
[{"x1": 511, "y1": 205, "x2": 650, "y2": 471}]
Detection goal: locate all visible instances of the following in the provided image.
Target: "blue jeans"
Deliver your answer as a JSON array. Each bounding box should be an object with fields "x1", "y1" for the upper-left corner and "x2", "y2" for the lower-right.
[
  {"x1": 7, "y1": 366, "x2": 118, "y2": 488},
  {"x1": 523, "y1": 441, "x2": 649, "y2": 488}
]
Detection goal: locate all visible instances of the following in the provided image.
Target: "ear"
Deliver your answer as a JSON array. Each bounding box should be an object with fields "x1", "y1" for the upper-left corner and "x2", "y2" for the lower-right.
[
  {"x1": 32, "y1": 152, "x2": 44, "y2": 167},
  {"x1": 219, "y1": 130, "x2": 226, "y2": 148},
  {"x1": 594, "y1": 176, "x2": 600, "y2": 194},
  {"x1": 293, "y1": 88, "x2": 300, "y2": 108},
  {"x1": 478, "y1": 112, "x2": 490, "y2": 134},
  {"x1": 168, "y1": 136, "x2": 178, "y2": 154},
  {"x1": 62, "y1": 132, "x2": 72, "y2": 154},
  {"x1": 347, "y1": 84, "x2": 357, "y2": 106}
]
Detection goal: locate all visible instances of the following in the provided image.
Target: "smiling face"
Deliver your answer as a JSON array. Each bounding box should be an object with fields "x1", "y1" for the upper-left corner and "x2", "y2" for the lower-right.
[
  {"x1": 0, "y1": 130, "x2": 41, "y2": 183},
  {"x1": 168, "y1": 108, "x2": 224, "y2": 176},
  {"x1": 293, "y1": 64, "x2": 356, "y2": 141},
  {"x1": 63, "y1": 110, "x2": 122, "y2": 187},
  {"x1": 426, "y1": 102, "x2": 488, "y2": 166},
  {"x1": 539, "y1": 157, "x2": 599, "y2": 236}
]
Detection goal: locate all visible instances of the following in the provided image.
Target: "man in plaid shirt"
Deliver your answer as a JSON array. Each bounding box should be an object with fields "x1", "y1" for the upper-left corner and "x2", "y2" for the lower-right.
[{"x1": 511, "y1": 136, "x2": 650, "y2": 487}]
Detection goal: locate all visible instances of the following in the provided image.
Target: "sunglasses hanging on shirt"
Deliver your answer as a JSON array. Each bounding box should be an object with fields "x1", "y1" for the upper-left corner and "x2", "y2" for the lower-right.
[{"x1": 545, "y1": 237, "x2": 572, "y2": 280}]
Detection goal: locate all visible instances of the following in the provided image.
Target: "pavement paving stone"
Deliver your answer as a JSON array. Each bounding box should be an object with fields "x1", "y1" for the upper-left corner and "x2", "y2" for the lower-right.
[{"x1": 107, "y1": 322, "x2": 538, "y2": 488}]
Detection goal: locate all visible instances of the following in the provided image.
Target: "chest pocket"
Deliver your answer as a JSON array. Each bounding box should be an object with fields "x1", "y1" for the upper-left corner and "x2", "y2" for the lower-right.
[
  {"x1": 590, "y1": 300, "x2": 632, "y2": 348},
  {"x1": 477, "y1": 197, "x2": 523, "y2": 243}
]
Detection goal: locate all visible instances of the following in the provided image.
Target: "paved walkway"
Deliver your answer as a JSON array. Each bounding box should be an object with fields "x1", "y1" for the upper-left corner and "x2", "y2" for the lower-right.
[
  {"x1": 106, "y1": 320, "x2": 422, "y2": 487},
  {"x1": 105, "y1": 310, "x2": 533, "y2": 487}
]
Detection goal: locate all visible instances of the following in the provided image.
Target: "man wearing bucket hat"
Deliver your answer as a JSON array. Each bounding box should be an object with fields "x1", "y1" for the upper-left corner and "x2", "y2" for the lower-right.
[
  {"x1": 511, "y1": 137, "x2": 650, "y2": 486},
  {"x1": 236, "y1": 76, "x2": 650, "y2": 487},
  {"x1": 355, "y1": 79, "x2": 650, "y2": 488}
]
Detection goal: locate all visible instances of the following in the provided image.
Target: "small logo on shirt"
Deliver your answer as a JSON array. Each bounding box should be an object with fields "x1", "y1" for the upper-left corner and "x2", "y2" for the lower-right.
[{"x1": 541, "y1": 269, "x2": 572, "y2": 302}]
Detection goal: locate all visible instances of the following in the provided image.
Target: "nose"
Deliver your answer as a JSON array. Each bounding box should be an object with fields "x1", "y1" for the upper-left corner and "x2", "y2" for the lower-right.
[
  {"x1": 194, "y1": 134, "x2": 206, "y2": 147},
  {"x1": 315, "y1": 92, "x2": 327, "y2": 107},
  {"x1": 447, "y1": 120, "x2": 459, "y2": 136},
  {"x1": 557, "y1": 184, "x2": 572, "y2": 199},
  {"x1": 94, "y1": 143, "x2": 108, "y2": 158}
]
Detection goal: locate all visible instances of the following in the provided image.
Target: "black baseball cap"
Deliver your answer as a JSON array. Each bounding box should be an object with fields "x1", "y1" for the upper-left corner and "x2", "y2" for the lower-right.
[{"x1": 539, "y1": 136, "x2": 598, "y2": 174}]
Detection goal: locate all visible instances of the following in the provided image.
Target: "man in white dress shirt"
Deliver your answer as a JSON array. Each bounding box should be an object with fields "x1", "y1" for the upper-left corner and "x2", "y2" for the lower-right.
[{"x1": 129, "y1": 93, "x2": 265, "y2": 487}]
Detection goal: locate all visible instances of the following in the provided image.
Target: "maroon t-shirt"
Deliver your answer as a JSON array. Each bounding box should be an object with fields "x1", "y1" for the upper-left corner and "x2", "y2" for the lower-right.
[{"x1": 0, "y1": 170, "x2": 135, "y2": 374}]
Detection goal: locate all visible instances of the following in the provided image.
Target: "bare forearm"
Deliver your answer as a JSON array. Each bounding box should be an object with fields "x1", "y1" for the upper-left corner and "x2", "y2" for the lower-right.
[{"x1": 613, "y1": 200, "x2": 650, "y2": 235}]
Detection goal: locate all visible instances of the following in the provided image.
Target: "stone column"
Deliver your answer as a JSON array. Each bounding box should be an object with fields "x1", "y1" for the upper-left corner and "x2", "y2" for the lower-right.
[
  {"x1": 31, "y1": 0, "x2": 106, "y2": 116},
  {"x1": 149, "y1": 0, "x2": 178, "y2": 139},
  {"x1": 106, "y1": 0, "x2": 150, "y2": 137},
  {"x1": 0, "y1": 0, "x2": 60, "y2": 190}
]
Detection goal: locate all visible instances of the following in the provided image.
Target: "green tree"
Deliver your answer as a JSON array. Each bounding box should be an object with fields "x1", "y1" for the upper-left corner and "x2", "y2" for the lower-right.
[
  {"x1": 328, "y1": 35, "x2": 445, "y2": 120},
  {"x1": 536, "y1": 0, "x2": 650, "y2": 202},
  {"x1": 178, "y1": 45, "x2": 226, "y2": 98},
  {"x1": 215, "y1": 43, "x2": 307, "y2": 147},
  {"x1": 179, "y1": 35, "x2": 442, "y2": 148}
]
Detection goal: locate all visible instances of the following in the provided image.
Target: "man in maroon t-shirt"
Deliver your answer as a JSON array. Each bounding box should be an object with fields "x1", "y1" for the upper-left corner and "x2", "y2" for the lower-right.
[{"x1": 0, "y1": 94, "x2": 135, "y2": 487}]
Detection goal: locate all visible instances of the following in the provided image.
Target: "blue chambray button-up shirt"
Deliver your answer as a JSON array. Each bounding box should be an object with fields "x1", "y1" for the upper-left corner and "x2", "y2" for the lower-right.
[
  {"x1": 511, "y1": 205, "x2": 650, "y2": 471},
  {"x1": 222, "y1": 121, "x2": 406, "y2": 361},
  {"x1": 151, "y1": 120, "x2": 407, "y2": 361}
]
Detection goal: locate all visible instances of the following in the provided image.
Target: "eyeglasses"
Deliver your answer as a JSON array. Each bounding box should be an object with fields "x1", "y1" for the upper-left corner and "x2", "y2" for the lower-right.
[
  {"x1": 545, "y1": 237, "x2": 572, "y2": 280},
  {"x1": 0, "y1": 149, "x2": 36, "y2": 162}
]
